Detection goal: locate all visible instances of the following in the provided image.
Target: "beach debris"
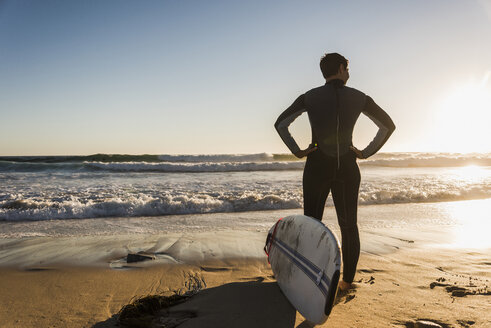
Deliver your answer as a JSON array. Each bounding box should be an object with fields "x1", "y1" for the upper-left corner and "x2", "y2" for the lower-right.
[
  {"x1": 446, "y1": 286, "x2": 468, "y2": 297},
  {"x1": 445, "y1": 285, "x2": 490, "y2": 297},
  {"x1": 457, "y1": 319, "x2": 475, "y2": 327},
  {"x1": 430, "y1": 281, "x2": 451, "y2": 289},
  {"x1": 127, "y1": 252, "x2": 156, "y2": 263},
  {"x1": 396, "y1": 319, "x2": 450, "y2": 328},
  {"x1": 414, "y1": 320, "x2": 443, "y2": 328},
  {"x1": 430, "y1": 277, "x2": 489, "y2": 297},
  {"x1": 356, "y1": 275, "x2": 376, "y2": 285},
  {"x1": 118, "y1": 271, "x2": 205, "y2": 327}
]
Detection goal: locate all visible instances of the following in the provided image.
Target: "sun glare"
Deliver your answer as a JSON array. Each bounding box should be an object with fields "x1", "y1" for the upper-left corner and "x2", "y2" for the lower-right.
[
  {"x1": 441, "y1": 199, "x2": 491, "y2": 249},
  {"x1": 433, "y1": 73, "x2": 491, "y2": 153},
  {"x1": 449, "y1": 165, "x2": 488, "y2": 182}
]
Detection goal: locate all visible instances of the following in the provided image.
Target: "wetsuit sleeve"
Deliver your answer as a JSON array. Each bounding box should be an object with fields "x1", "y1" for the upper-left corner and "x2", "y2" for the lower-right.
[
  {"x1": 360, "y1": 96, "x2": 396, "y2": 158},
  {"x1": 274, "y1": 94, "x2": 306, "y2": 154}
]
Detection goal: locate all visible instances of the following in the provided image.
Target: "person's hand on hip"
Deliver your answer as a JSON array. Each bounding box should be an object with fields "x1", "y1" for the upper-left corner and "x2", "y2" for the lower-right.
[{"x1": 294, "y1": 143, "x2": 318, "y2": 158}]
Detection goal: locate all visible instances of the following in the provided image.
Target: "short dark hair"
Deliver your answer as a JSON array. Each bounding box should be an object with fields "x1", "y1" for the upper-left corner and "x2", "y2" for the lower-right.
[{"x1": 320, "y1": 53, "x2": 348, "y2": 79}]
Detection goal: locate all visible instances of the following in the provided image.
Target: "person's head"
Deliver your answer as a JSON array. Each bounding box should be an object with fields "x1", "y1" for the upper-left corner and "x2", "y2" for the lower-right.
[{"x1": 320, "y1": 53, "x2": 349, "y2": 84}]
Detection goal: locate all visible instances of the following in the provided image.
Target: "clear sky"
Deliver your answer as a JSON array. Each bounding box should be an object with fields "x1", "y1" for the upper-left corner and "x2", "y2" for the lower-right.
[{"x1": 1, "y1": 0, "x2": 490, "y2": 155}]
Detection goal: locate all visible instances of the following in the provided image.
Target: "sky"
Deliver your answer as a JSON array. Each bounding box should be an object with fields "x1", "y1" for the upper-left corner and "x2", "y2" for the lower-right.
[{"x1": 0, "y1": 0, "x2": 490, "y2": 155}]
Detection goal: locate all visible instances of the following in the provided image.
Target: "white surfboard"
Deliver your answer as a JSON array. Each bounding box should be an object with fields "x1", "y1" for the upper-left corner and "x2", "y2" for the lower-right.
[{"x1": 264, "y1": 215, "x2": 341, "y2": 324}]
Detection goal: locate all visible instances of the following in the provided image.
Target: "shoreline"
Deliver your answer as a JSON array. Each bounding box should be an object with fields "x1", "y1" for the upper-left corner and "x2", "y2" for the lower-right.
[
  {"x1": 2, "y1": 199, "x2": 491, "y2": 269},
  {"x1": 2, "y1": 198, "x2": 489, "y2": 236}
]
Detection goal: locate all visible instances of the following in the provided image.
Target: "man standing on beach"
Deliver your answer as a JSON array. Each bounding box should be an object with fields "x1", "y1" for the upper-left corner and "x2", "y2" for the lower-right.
[{"x1": 274, "y1": 53, "x2": 395, "y2": 291}]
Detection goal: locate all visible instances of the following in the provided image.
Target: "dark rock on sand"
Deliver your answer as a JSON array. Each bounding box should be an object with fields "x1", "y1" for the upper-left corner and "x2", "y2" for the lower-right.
[
  {"x1": 446, "y1": 286, "x2": 471, "y2": 297},
  {"x1": 457, "y1": 319, "x2": 475, "y2": 327},
  {"x1": 127, "y1": 253, "x2": 155, "y2": 263},
  {"x1": 430, "y1": 282, "x2": 451, "y2": 289}
]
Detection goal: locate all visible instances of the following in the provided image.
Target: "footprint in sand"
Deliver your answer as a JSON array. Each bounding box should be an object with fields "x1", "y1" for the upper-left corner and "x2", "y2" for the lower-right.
[{"x1": 334, "y1": 273, "x2": 377, "y2": 305}]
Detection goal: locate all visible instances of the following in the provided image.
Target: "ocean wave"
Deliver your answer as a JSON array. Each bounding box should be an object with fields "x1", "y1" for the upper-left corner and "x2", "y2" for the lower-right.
[
  {"x1": 0, "y1": 153, "x2": 278, "y2": 164},
  {"x1": 1, "y1": 185, "x2": 489, "y2": 221},
  {"x1": 1, "y1": 155, "x2": 490, "y2": 174},
  {"x1": 0, "y1": 160, "x2": 305, "y2": 173},
  {"x1": 0, "y1": 154, "x2": 162, "y2": 163},
  {"x1": 85, "y1": 161, "x2": 305, "y2": 172},
  {"x1": 158, "y1": 153, "x2": 277, "y2": 162},
  {"x1": 359, "y1": 185, "x2": 490, "y2": 204},
  {"x1": 1, "y1": 152, "x2": 490, "y2": 173},
  {"x1": 361, "y1": 152, "x2": 491, "y2": 167},
  {"x1": 0, "y1": 161, "x2": 84, "y2": 172},
  {"x1": 0, "y1": 193, "x2": 302, "y2": 221}
]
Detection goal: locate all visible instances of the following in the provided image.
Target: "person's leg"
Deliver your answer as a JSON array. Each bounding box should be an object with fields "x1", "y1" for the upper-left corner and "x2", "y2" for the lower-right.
[
  {"x1": 331, "y1": 153, "x2": 361, "y2": 287},
  {"x1": 303, "y1": 151, "x2": 333, "y2": 221}
]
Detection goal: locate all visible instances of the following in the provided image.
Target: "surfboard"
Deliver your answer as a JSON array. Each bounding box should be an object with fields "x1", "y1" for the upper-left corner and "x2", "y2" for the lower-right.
[{"x1": 264, "y1": 215, "x2": 341, "y2": 324}]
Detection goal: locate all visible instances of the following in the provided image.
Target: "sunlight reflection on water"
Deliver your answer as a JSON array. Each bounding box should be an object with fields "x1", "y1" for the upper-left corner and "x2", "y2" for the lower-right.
[{"x1": 439, "y1": 198, "x2": 491, "y2": 249}]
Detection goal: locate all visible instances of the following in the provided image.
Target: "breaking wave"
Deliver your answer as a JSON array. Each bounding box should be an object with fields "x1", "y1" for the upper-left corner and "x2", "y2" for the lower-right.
[{"x1": 1, "y1": 182, "x2": 489, "y2": 221}]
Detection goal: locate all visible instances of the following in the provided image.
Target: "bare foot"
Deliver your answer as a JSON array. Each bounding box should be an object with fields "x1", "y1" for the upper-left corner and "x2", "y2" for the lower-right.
[
  {"x1": 338, "y1": 280, "x2": 353, "y2": 291},
  {"x1": 334, "y1": 280, "x2": 357, "y2": 306}
]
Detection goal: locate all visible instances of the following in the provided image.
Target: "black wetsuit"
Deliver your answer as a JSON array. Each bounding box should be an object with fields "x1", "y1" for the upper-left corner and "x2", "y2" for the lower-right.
[{"x1": 274, "y1": 79, "x2": 395, "y2": 283}]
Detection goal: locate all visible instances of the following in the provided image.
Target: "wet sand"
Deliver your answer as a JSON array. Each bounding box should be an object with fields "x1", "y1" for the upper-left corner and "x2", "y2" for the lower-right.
[{"x1": 0, "y1": 201, "x2": 490, "y2": 327}]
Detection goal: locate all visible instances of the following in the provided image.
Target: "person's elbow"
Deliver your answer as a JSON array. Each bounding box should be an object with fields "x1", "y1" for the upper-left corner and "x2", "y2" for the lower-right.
[
  {"x1": 389, "y1": 122, "x2": 396, "y2": 134},
  {"x1": 387, "y1": 119, "x2": 396, "y2": 134},
  {"x1": 274, "y1": 119, "x2": 282, "y2": 133}
]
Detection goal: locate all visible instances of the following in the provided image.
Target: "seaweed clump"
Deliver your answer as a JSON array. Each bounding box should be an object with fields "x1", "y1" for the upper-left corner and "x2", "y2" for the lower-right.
[{"x1": 117, "y1": 293, "x2": 193, "y2": 328}]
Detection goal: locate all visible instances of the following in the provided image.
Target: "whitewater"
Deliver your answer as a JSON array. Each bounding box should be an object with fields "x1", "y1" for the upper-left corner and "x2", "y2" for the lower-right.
[{"x1": 0, "y1": 152, "x2": 490, "y2": 221}]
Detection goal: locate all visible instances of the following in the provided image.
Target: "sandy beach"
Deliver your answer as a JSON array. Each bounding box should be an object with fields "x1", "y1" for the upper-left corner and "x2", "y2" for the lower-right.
[
  {"x1": 0, "y1": 201, "x2": 490, "y2": 328},
  {"x1": 0, "y1": 247, "x2": 488, "y2": 327},
  {"x1": 2, "y1": 0, "x2": 490, "y2": 326}
]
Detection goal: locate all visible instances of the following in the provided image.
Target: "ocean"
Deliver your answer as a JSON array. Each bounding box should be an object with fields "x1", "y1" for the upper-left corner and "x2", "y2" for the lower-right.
[{"x1": 1, "y1": 152, "x2": 490, "y2": 222}]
